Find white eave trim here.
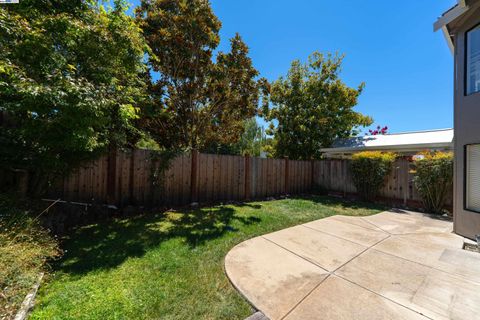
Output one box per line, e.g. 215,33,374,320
434,2,469,32
320,142,453,154
442,26,454,54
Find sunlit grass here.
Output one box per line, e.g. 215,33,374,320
31,195,384,320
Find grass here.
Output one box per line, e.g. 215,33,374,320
0,195,60,320
31,195,385,320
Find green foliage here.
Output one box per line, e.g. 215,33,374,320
136,135,161,151
413,152,453,214
203,117,268,156
0,1,147,194
264,52,373,160
350,151,396,201
235,118,268,156
0,194,60,319
136,1,267,151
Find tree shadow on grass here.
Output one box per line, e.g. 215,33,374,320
58,206,261,275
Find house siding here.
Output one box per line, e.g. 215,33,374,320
452,6,480,239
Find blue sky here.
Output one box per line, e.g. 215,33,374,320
126,0,456,134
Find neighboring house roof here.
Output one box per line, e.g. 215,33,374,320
434,0,478,52
320,128,453,154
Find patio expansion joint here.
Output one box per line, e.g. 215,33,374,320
300,224,387,247
359,216,392,235
331,215,392,235
327,234,437,320
265,230,395,320
259,236,333,320
278,273,332,320
331,234,392,274
332,273,434,320
367,240,480,286
260,236,330,273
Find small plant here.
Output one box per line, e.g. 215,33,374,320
350,151,396,201
413,151,453,214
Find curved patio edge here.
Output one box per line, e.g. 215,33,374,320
223,211,480,320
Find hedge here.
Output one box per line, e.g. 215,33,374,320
350,151,396,201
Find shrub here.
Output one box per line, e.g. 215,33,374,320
0,195,60,319
350,151,396,201
413,151,453,214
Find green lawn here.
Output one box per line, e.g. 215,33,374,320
31,196,384,320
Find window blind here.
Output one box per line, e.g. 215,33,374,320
466,144,480,212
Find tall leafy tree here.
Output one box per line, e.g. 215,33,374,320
264,52,373,160
235,117,268,157
136,0,265,151
0,0,147,194
204,117,268,156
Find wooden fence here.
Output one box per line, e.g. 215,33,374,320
47,150,313,207
44,151,452,208
313,159,453,207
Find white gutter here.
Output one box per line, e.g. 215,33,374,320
320,142,453,154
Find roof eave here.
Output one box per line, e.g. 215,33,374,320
434,1,470,32
442,25,455,54
320,142,453,154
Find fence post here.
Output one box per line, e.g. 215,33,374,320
190,149,199,203
311,159,315,190
284,156,289,195
128,149,135,205
244,154,251,200
106,146,117,205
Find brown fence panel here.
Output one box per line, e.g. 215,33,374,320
51,155,109,203
41,151,453,210
313,158,453,207
286,160,312,194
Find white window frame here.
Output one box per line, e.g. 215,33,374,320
466,24,480,96
465,144,480,213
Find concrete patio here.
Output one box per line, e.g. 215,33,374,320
225,210,480,320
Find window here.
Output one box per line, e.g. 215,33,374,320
466,25,480,95
466,144,480,212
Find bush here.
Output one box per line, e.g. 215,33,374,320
413,152,453,214
0,195,60,319
350,151,396,201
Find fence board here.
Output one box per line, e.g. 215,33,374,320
41,151,452,210
313,158,452,207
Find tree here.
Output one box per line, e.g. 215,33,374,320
263,52,373,160
136,0,265,151
0,0,147,194
204,117,268,156
234,117,268,157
